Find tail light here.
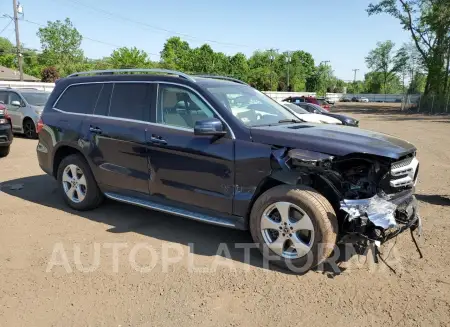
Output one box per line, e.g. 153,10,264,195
37,118,44,134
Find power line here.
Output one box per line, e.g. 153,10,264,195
60,0,251,48
21,19,160,57
0,18,13,35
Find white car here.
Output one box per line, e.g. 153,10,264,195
279,102,342,125
359,97,369,103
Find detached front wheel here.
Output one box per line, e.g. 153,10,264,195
250,185,338,272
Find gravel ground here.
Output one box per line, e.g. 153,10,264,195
1,109,450,327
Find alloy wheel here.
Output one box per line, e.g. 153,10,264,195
260,201,315,259
62,164,87,203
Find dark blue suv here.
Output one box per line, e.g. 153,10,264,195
37,69,421,271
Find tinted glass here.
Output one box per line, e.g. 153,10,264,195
158,85,215,129
0,91,7,104
21,92,50,106
9,92,21,104
282,103,309,114
93,83,113,116
56,84,102,114
109,83,152,121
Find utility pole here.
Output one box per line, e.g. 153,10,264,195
268,48,278,91
352,68,359,83
286,51,292,91
13,0,24,81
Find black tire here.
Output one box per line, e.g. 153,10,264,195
57,154,103,210
0,145,10,158
23,118,37,139
249,184,338,272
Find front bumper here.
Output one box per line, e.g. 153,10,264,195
341,190,420,243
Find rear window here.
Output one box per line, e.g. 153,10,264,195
55,84,102,114
109,83,152,121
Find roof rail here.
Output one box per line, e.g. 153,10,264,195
66,69,196,82
194,75,249,85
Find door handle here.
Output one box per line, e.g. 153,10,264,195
150,136,167,145
89,126,102,134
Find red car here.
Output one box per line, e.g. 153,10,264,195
282,96,331,111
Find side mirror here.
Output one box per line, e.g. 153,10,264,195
11,100,21,107
194,118,227,136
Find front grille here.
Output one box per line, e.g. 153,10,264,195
390,154,419,189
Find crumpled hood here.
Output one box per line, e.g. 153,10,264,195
250,124,416,159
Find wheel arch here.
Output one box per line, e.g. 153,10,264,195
246,171,342,221
52,144,90,178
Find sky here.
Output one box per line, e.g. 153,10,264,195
0,0,411,81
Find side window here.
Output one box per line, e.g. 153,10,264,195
93,83,113,116
109,83,152,121
8,92,22,105
55,84,102,114
157,85,215,129
0,91,7,104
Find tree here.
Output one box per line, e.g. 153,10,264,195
229,53,249,81
41,66,60,82
365,41,405,94
0,37,14,55
109,47,149,69
160,37,192,71
37,18,84,75
367,0,450,95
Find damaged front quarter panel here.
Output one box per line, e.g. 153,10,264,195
268,147,421,245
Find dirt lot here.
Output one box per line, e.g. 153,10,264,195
1,108,450,327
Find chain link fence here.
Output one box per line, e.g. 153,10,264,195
402,93,450,113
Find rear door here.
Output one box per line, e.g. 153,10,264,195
146,83,235,214
84,82,155,195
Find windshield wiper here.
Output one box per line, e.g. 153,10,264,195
278,119,304,124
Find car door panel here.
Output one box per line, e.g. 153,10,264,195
84,82,154,195
85,116,150,194
5,92,24,131
146,125,234,214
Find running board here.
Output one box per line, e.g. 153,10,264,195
104,192,246,230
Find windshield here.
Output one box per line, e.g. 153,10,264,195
281,102,309,114
308,103,327,113
207,84,298,126
21,92,50,106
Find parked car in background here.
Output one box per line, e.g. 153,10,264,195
282,96,330,111
0,88,50,139
316,98,332,110
37,69,420,272
0,103,13,157
340,97,352,102
297,103,359,126
359,97,369,103
279,102,341,125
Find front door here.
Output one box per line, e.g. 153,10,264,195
1,91,24,131
146,83,235,215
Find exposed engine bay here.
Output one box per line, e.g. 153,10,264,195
271,147,422,245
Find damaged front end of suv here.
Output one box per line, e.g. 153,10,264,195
270,147,422,247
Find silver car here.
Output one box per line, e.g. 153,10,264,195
0,88,50,139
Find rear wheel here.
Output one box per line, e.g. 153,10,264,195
250,185,338,272
57,154,103,210
23,118,37,139
0,146,10,158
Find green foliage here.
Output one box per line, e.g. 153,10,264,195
0,37,14,55
37,18,84,75
108,47,150,69
368,0,450,95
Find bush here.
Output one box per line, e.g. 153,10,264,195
41,66,60,82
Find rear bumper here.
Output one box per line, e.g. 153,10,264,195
37,139,53,176
0,123,13,146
